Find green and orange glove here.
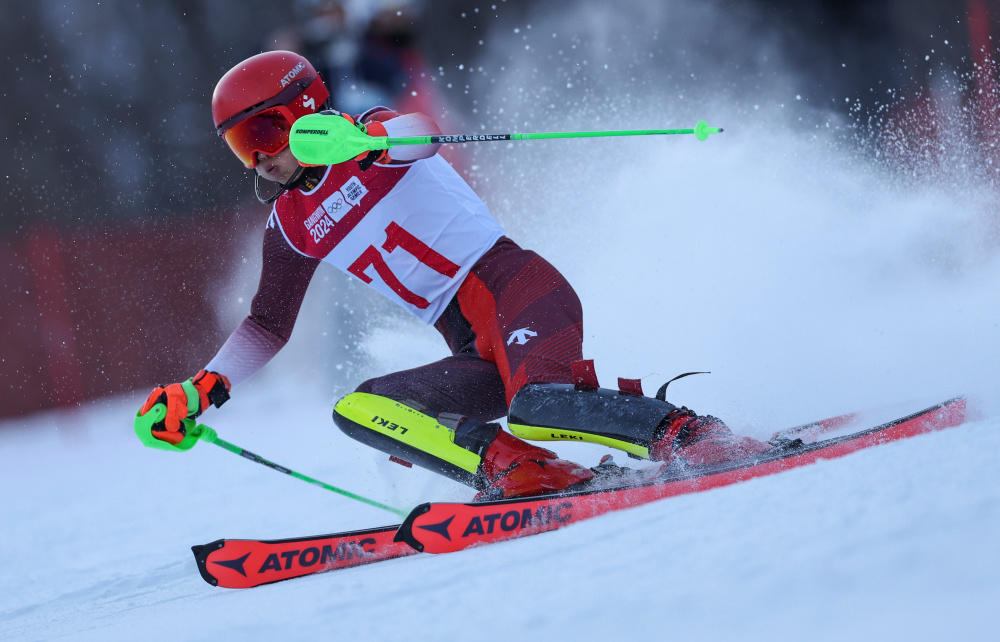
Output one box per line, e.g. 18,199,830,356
137,370,231,446
355,118,389,165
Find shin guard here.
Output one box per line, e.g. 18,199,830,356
508,383,680,460
333,392,490,488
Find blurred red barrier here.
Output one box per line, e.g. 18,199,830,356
968,0,1000,145
25,227,85,408
0,213,256,420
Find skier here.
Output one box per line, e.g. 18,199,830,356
137,50,775,500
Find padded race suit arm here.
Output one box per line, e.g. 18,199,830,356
204,221,320,388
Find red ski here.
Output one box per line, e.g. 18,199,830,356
769,409,860,443
192,396,965,587
191,525,415,589
394,396,966,554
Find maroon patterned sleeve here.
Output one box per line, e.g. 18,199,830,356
204,219,321,387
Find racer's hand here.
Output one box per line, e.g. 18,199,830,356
138,370,231,445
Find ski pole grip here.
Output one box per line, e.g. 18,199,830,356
289,112,388,166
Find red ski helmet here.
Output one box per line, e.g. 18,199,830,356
212,50,330,168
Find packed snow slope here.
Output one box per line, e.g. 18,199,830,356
4,1,1000,639
1,394,998,641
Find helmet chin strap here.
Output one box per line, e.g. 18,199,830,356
253,165,311,205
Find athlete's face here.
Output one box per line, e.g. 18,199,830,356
254,146,301,184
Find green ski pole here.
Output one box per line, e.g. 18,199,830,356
134,404,408,518
289,112,723,166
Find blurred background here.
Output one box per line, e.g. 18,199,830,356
2,0,999,421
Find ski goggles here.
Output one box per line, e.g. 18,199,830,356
221,107,296,169
216,78,318,169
